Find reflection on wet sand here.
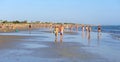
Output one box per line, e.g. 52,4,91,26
54,37,58,43
29,30,31,34
87,32,91,46
97,33,101,46
82,30,85,39
83,30,91,46
83,31,102,46
60,38,63,43
54,37,63,43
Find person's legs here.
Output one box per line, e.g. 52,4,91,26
60,32,63,42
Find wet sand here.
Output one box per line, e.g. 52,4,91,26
0,29,120,62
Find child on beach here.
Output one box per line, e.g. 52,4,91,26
54,25,59,38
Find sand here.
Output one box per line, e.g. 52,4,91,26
0,29,120,62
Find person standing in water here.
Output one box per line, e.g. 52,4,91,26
97,25,102,46
49,23,53,32
54,25,59,38
29,24,32,34
59,24,64,42
98,25,101,34
53,25,59,43
70,24,73,32
75,24,79,32
88,25,92,32
81,24,85,31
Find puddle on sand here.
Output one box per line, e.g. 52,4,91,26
23,43,48,48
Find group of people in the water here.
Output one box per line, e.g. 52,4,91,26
52,24,101,42
53,24,64,42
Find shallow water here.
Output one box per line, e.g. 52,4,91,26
23,43,48,48
0,28,120,62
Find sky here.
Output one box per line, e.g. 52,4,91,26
0,0,120,25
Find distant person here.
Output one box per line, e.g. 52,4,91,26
29,24,32,34
98,25,101,33
88,26,92,32
75,24,79,32
49,23,53,32
85,25,88,31
82,28,85,39
65,25,69,31
29,24,31,29
87,30,91,46
82,24,84,31
97,25,101,46
70,25,73,32
97,32,101,46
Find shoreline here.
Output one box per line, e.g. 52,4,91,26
0,23,95,33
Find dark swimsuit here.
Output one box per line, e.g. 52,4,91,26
29,25,31,28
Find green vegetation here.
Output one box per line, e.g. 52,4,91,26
0,20,27,24
0,20,78,25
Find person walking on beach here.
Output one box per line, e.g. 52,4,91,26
75,24,79,32
70,25,73,32
88,26,92,32
59,24,64,42
98,25,101,33
54,25,59,38
53,25,59,43
97,25,101,45
82,24,84,31
85,25,88,31
29,24,32,34
49,23,53,32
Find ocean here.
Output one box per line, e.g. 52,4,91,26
92,25,120,33
76,25,120,40
92,25,120,40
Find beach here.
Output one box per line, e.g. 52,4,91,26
0,27,120,62
0,0,119,61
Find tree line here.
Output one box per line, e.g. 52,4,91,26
0,20,27,23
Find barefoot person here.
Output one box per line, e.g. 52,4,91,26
54,25,59,38
97,25,102,41
81,24,84,31
29,24,32,34
49,23,53,32
75,24,79,32
70,24,73,32
98,25,101,33
59,24,64,42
